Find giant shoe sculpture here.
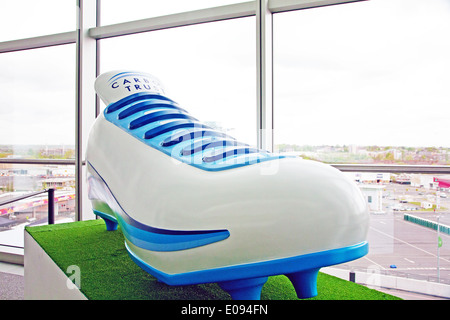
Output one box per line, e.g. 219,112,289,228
86,70,369,300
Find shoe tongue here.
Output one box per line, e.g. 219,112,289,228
95,70,166,105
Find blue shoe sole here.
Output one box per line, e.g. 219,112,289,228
124,236,368,300
94,205,368,300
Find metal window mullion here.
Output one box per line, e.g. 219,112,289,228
0,31,76,53
0,158,447,174
332,164,450,174
76,0,98,221
0,0,367,54
268,0,367,13
75,0,83,222
95,0,102,117
0,159,76,166
89,1,256,40
87,0,366,41
256,0,274,152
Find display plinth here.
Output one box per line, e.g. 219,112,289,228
23,219,400,300
23,219,235,300
24,231,87,300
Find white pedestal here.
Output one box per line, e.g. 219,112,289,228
24,231,87,300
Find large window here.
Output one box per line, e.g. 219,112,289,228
0,163,75,249
0,0,449,289
0,45,76,158
272,0,450,284
273,0,450,165
0,2,76,252
0,45,76,248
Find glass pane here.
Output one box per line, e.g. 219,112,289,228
0,0,75,42
273,0,450,165
339,173,450,284
273,0,450,289
101,0,248,26
0,164,75,248
99,17,256,146
0,44,76,160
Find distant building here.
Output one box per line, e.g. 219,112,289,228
0,192,75,217
345,172,390,184
359,185,384,213
421,202,433,209
393,174,411,185
410,175,436,189
434,176,450,190
42,178,75,190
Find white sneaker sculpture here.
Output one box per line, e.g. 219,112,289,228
86,70,369,300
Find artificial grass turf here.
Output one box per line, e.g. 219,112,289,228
25,220,401,300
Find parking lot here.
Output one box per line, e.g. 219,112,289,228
338,183,450,284
383,183,450,224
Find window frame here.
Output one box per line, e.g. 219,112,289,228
1,0,448,223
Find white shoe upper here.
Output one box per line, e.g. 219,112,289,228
87,70,369,274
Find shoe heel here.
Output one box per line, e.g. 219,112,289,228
286,268,320,299
94,209,118,231
218,277,268,300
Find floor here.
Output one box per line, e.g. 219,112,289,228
0,262,24,300
363,285,448,300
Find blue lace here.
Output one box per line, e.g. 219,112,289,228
104,92,284,171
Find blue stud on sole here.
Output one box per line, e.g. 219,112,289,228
94,210,118,231
218,277,268,300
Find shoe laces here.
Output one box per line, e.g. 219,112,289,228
104,92,284,171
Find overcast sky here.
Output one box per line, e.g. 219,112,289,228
1,0,450,149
